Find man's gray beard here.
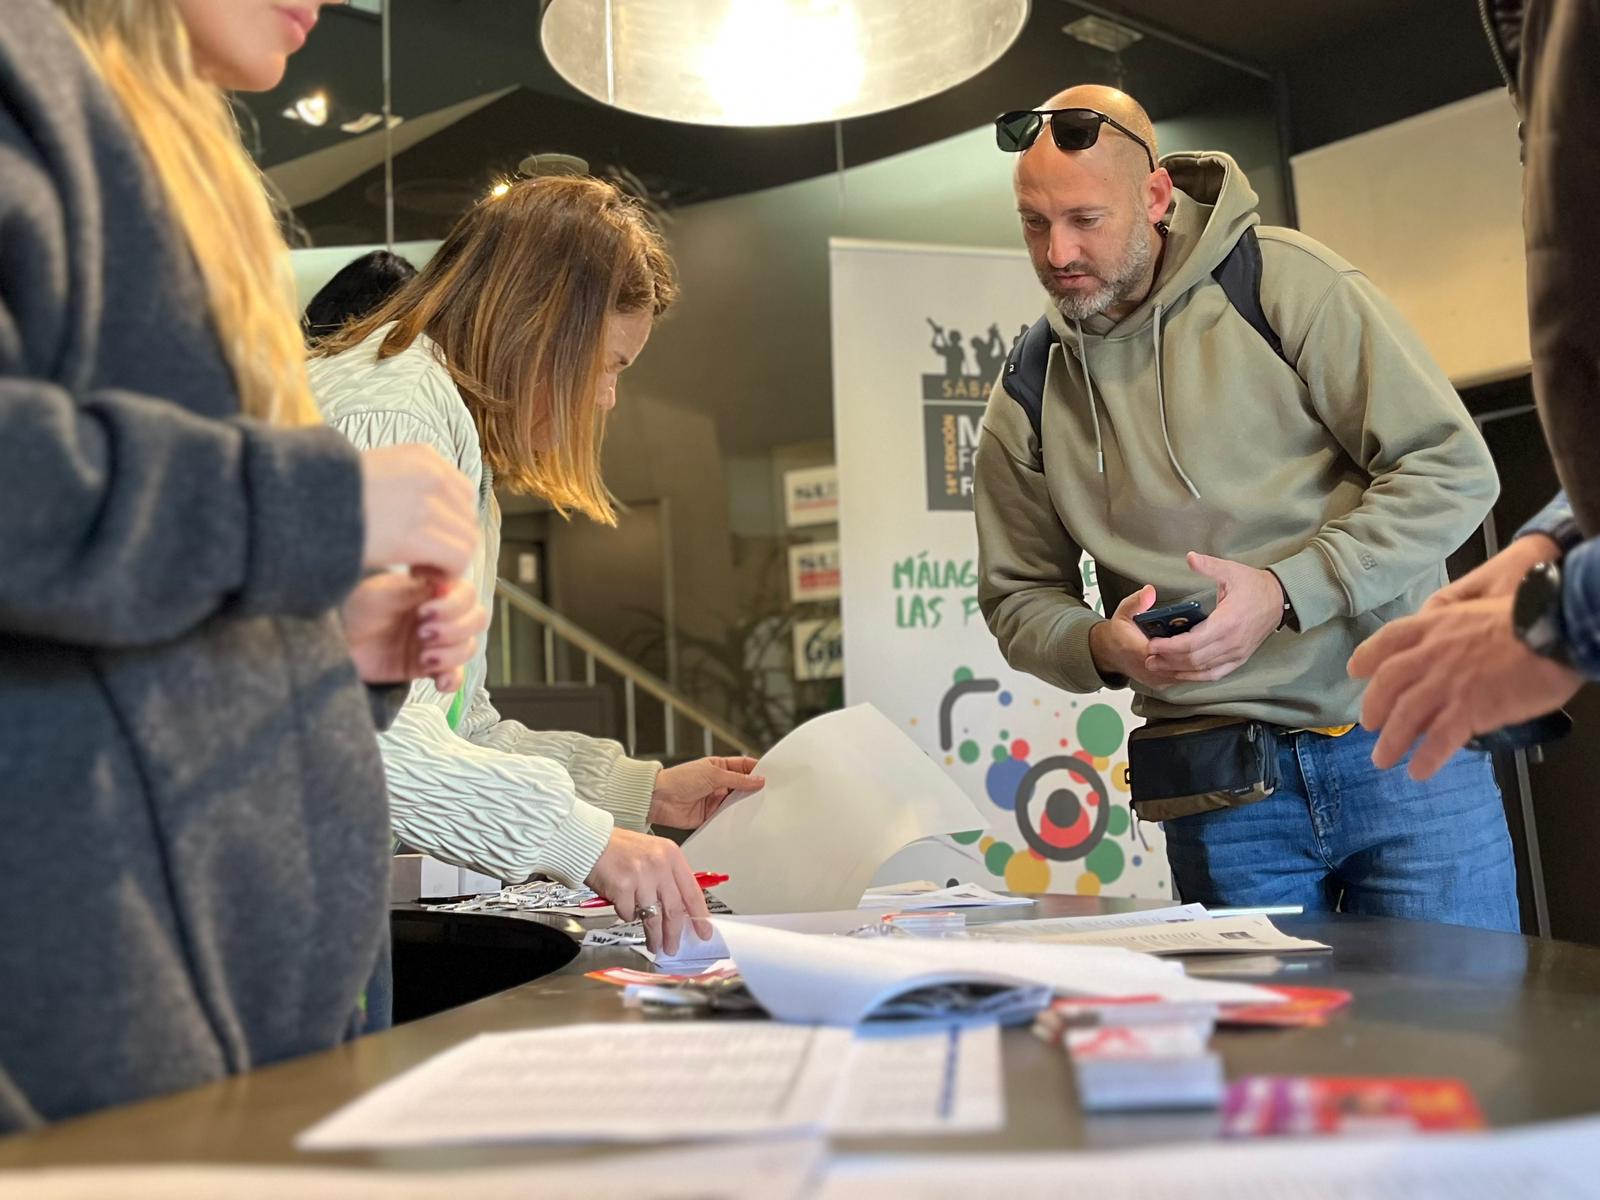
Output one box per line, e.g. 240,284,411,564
1048,224,1154,322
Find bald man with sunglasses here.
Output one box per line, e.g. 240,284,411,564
974,86,1516,930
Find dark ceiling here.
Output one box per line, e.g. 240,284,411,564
247,0,1501,246
1089,0,1414,63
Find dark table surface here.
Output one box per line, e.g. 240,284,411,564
3,895,1600,1169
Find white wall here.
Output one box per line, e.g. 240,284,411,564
1291,90,1528,386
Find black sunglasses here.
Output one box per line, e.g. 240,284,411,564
994,108,1157,174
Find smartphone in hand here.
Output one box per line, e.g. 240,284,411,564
1132,600,1209,639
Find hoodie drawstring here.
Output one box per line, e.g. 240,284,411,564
1071,320,1105,476
1151,303,1201,499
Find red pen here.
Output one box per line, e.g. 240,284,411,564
581,872,731,908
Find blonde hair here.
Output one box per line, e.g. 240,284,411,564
318,176,678,526
54,0,318,426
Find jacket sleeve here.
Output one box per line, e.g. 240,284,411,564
1267,270,1500,630
1517,489,1579,545
0,113,364,647
975,378,1116,693
326,401,614,885
457,687,660,833
1560,534,1600,678
1520,0,1600,537
375,694,614,886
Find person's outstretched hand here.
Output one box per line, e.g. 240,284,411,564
1349,595,1581,780
648,756,765,829
1423,534,1560,612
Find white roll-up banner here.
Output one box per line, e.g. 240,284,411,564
829,238,1169,900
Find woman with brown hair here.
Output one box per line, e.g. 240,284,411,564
313,176,762,957
0,0,485,1129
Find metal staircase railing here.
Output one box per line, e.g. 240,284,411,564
492,577,757,760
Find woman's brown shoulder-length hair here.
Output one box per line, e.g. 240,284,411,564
316,175,677,525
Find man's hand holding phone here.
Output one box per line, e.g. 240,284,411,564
1090,586,1191,689
1133,600,1208,639
1095,554,1286,688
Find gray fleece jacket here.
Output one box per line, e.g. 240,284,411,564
0,1,392,1130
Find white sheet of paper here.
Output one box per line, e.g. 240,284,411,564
973,904,1212,940
681,705,989,913
639,909,886,973
0,1140,825,1200
1009,914,1329,957
820,1115,1600,1199
858,882,1035,910
297,1024,852,1150
835,1025,1004,1135
713,918,1280,1024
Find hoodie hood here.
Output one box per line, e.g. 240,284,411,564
1039,151,1262,498
1044,150,1262,345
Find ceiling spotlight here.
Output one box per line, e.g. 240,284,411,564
539,0,1030,128
281,90,329,126
1061,14,1142,54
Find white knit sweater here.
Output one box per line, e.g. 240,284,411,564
311,325,659,885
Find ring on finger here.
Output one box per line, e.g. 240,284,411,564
639,903,661,920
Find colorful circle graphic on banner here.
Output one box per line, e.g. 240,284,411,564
1076,703,1124,756
1013,754,1110,862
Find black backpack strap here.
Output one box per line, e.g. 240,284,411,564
1211,226,1287,365
1000,315,1056,448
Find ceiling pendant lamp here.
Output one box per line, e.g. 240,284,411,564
539,0,1030,128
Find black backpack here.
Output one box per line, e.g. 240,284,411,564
1001,226,1288,446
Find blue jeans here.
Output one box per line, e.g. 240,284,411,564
1161,726,1520,932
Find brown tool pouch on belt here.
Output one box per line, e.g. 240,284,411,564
1126,715,1281,822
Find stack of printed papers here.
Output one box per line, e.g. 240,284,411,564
820,1114,1600,1198
974,912,1328,957
297,1023,1003,1151
0,1142,824,1200
712,918,1281,1025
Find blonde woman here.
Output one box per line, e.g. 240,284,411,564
0,0,487,1129
313,177,764,957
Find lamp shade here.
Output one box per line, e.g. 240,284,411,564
539,0,1030,128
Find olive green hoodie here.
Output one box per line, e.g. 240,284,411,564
975,151,1499,728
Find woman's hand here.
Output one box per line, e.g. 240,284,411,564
342,571,487,692
586,829,712,955
359,444,478,577
648,756,765,829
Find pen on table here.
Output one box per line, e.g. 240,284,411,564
581,872,730,908
1209,905,1306,918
